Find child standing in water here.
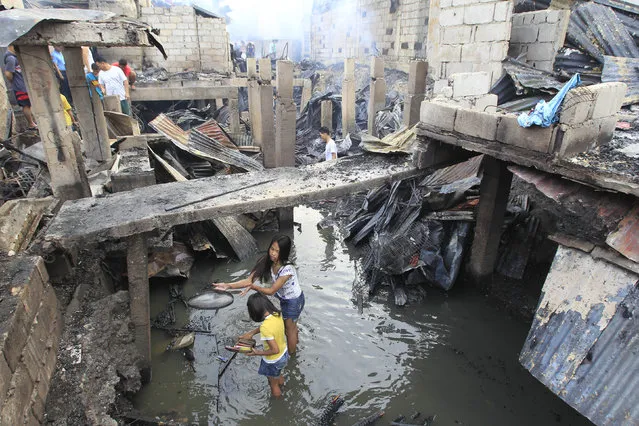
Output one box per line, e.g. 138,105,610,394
241,293,289,398
214,235,305,355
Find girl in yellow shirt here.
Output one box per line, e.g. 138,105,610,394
240,293,289,398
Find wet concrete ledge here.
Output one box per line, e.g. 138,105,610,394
45,155,424,246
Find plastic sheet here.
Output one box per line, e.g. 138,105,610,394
518,73,581,128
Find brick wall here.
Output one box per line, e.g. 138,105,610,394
0,256,62,425
427,0,513,85
310,0,430,71
509,10,570,72
102,6,232,74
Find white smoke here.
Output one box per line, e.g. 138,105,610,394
220,0,313,41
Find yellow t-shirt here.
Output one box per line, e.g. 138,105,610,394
60,95,73,127
259,313,287,362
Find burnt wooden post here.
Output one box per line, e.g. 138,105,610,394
65,46,111,162
17,45,91,200
468,156,513,282
127,233,151,369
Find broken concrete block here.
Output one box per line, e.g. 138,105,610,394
510,26,539,44
420,100,459,132
590,82,627,119
560,86,595,125
475,94,498,114
450,72,490,98
554,120,599,157
433,79,450,95
496,115,555,153
454,108,499,140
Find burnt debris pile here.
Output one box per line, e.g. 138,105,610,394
331,155,541,306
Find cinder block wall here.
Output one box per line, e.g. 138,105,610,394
310,0,430,71
0,256,62,425
102,6,232,74
427,0,513,86
509,10,570,72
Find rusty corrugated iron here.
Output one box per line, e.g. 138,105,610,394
520,246,639,426
606,203,639,263
189,129,263,172
195,120,238,150
150,114,263,172
602,55,639,105
419,154,484,189
149,114,188,146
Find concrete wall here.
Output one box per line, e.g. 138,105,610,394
102,6,232,73
310,0,430,70
0,256,62,425
509,9,570,72
89,0,137,18
427,0,513,85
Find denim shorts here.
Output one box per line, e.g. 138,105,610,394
258,351,289,377
278,292,305,321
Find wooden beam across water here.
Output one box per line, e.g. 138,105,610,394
45,155,424,246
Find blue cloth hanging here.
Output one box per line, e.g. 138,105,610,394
517,73,581,128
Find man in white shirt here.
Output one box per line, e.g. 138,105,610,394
95,56,130,115
320,127,337,161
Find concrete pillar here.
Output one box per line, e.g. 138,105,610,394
368,57,386,137
321,100,333,130
65,47,111,163
16,45,90,201
275,60,296,168
301,79,312,111
250,59,275,156
247,58,257,78
103,95,122,113
228,97,240,134
215,98,224,110
404,60,428,128
468,157,513,283
195,99,206,109
342,58,357,135
127,233,151,367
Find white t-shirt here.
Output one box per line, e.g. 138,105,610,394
325,139,337,161
270,264,302,300
98,66,127,100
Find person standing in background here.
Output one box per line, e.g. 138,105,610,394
4,45,36,130
95,57,130,115
86,63,103,99
113,58,137,90
50,45,73,104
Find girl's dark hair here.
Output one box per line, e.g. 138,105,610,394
250,235,292,283
247,293,280,322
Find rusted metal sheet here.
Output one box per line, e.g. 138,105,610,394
148,114,189,147
602,55,639,106
195,120,237,150
509,165,632,222
419,154,483,188
520,246,639,426
606,203,639,263
567,3,639,64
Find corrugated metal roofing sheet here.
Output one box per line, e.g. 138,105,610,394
606,203,639,263
567,3,639,64
420,154,483,188
189,129,263,172
520,246,639,426
149,114,263,172
602,55,639,106
195,120,237,150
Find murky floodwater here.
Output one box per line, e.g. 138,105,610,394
134,206,591,425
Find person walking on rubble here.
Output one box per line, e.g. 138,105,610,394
95,56,131,115
4,45,36,130
237,293,289,398
214,235,305,355
320,126,337,161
